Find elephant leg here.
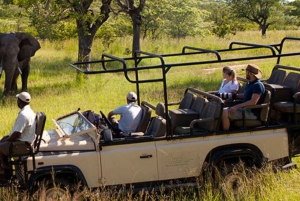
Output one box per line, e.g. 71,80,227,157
11,68,20,94
20,59,30,92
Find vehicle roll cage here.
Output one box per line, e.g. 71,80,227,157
70,36,300,135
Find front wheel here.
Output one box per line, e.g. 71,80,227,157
33,178,72,201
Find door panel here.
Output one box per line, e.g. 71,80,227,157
100,141,157,185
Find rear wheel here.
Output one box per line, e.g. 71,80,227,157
217,162,250,199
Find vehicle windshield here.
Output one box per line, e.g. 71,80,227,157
55,112,93,136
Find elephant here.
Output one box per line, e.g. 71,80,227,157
0,32,41,96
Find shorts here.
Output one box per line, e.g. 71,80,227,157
228,108,257,120
0,141,13,155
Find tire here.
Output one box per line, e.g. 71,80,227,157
42,178,73,201
218,162,249,199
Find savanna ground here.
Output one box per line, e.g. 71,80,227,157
1,30,300,200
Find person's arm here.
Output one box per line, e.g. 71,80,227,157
2,131,21,142
108,111,115,119
229,93,261,113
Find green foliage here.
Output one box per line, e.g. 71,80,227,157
163,0,211,39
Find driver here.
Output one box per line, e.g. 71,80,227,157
108,92,142,137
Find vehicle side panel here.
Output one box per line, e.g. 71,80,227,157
156,128,289,180
100,142,157,186
27,151,100,188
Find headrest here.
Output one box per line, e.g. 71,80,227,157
155,103,165,117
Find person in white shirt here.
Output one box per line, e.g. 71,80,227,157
0,92,36,175
108,92,142,137
218,66,239,94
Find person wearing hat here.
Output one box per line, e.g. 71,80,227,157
0,92,36,176
222,64,265,130
108,92,142,137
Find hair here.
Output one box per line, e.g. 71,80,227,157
223,66,237,83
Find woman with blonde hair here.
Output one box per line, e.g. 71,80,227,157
218,66,239,94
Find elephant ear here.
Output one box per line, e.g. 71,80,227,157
16,32,41,62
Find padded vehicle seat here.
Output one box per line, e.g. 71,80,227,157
8,112,46,171
168,92,196,109
263,68,286,85
170,97,208,132
145,103,166,137
174,100,222,135
232,90,271,128
136,105,152,133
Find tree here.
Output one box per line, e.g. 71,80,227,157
115,0,146,56
17,0,112,71
163,0,210,39
227,0,283,36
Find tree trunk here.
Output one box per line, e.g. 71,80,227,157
131,12,142,57
76,20,96,79
260,25,267,37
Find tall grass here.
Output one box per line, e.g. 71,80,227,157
0,30,300,199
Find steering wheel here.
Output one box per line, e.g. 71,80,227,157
100,111,119,134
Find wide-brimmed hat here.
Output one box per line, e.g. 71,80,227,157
126,92,137,101
16,92,31,103
246,64,262,79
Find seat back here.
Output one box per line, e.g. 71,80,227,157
135,105,152,133
198,101,222,131
265,69,287,85
33,112,47,154
190,97,208,114
259,90,271,122
179,92,196,109
282,72,300,94
145,103,166,137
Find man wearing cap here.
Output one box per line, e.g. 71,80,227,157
0,92,36,175
222,64,265,130
108,92,142,137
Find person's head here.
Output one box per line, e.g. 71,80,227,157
245,64,262,81
222,66,236,82
126,92,137,103
16,91,31,109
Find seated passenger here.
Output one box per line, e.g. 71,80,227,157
221,64,265,130
0,92,36,177
108,92,142,137
217,66,239,99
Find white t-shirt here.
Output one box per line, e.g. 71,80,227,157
9,105,36,143
218,79,239,93
113,102,142,133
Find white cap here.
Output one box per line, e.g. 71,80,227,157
126,92,137,101
16,92,31,103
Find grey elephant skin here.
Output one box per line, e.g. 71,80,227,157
0,32,41,96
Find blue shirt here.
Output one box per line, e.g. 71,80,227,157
243,79,265,116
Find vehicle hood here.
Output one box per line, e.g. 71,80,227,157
39,129,96,151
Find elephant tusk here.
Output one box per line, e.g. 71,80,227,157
18,67,22,74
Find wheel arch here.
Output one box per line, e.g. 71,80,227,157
28,165,88,192
204,143,266,169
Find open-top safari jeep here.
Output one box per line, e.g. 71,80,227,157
1,37,300,199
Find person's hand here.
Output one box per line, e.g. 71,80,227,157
229,106,237,115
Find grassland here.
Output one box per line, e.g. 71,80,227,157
0,30,300,200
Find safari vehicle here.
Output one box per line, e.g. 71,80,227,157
1,37,300,198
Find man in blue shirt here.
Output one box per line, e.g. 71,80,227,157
222,64,265,130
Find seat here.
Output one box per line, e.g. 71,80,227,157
8,112,47,170
170,97,208,132
145,103,166,137
174,100,222,135
273,85,300,123
168,92,196,109
263,69,286,85
232,90,271,128
135,105,152,133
